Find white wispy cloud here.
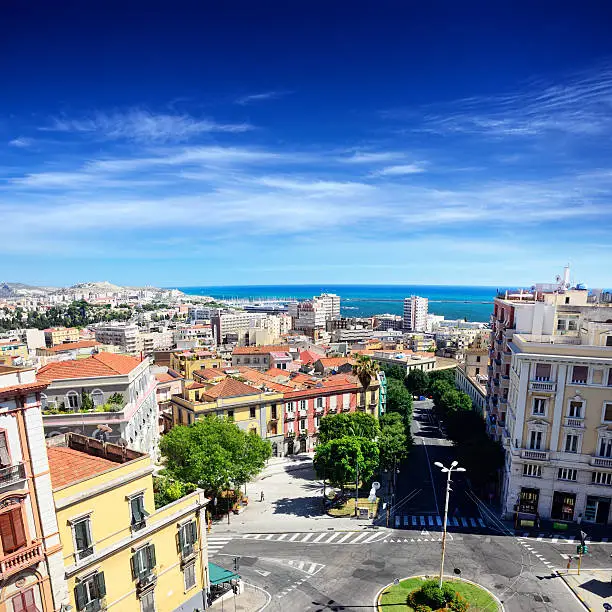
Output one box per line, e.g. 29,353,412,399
235,91,289,105
41,109,253,142
371,163,427,176
337,151,406,164
8,137,33,148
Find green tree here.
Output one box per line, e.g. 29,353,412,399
405,369,429,397
160,417,271,494
313,436,379,493
438,389,472,415
428,368,457,389
386,378,413,427
378,412,410,468
379,363,407,382
81,391,94,411
153,475,196,509
318,412,379,444
430,379,453,406
352,354,380,390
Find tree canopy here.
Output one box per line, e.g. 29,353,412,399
386,378,413,426
159,417,271,493
405,369,429,397
318,412,380,444
352,354,380,389
378,412,411,468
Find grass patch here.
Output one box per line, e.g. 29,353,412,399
327,496,378,517
378,577,499,611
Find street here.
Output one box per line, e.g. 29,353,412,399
206,400,597,611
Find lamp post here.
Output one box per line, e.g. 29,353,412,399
434,460,466,588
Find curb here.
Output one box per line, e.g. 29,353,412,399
374,574,504,611
555,571,592,612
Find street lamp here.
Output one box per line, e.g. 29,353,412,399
434,460,466,588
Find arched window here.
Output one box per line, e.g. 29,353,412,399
66,391,80,410
91,389,104,407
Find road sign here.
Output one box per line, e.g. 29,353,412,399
372,482,381,490
603,604,611,611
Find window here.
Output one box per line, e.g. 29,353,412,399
568,319,577,331
249,406,256,419
329,396,337,410
533,398,546,415
0,431,10,467
66,391,80,410
608,370,612,387
475,368,480,375
178,521,197,558
299,400,307,411
558,468,577,481
565,297,570,305
476,356,481,363
91,390,104,407
129,495,148,531
572,366,588,384
607,336,612,347
0,506,27,553
359,392,366,406
529,431,543,450
227,410,234,420
535,363,551,381
74,572,106,612
568,401,583,419
287,421,294,434
140,590,155,612
11,588,37,612
73,517,94,561
565,434,579,453
184,563,196,591
300,419,306,431
604,403,612,423
600,438,612,458
316,397,323,409
557,319,566,331
592,472,612,486
131,543,156,581
314,416,321,429
523,464,541,478
286,401,294,413
271,405,277,419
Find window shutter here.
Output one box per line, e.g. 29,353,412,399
23,589,35,607
147,544,156,569
189,520,198,544
0,511,16,552
95,572,106,598
131,552,140,580
75,583,87,611
11,508,26,549
0,432,10,467
177,526,185,553
12,593,25,612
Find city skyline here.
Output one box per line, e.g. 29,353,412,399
2,3,612,286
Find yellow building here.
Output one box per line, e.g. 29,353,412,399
0,339,28,365
170,377,283,447
169,350,224,380
47,433,210,612
44,327,80,347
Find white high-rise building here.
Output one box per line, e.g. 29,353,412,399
403,296,428,332
315,293,341,321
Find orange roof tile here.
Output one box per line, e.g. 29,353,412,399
0,381,47,398
299,350,322,364
193,368,226,381
37,353,142,383
317,357,355,368
186,381,206,390
45,340,101,353
202,378,261,400
233,345,290,355
47,446,120,488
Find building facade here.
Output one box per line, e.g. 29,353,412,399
44,328,80,348
0,366,69,612
47,433,209,612
231,346,291,372
403,296,428,332
94,323,140,354
37,353,160,457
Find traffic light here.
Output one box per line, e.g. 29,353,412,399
576,544,581,555
583,544,589,554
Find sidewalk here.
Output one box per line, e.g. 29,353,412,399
210,582,269,611
558,569,612,611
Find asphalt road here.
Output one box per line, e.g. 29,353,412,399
209,400,588,611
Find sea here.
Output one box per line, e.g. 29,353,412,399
177,285,502,323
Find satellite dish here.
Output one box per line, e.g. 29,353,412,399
372,481,381,490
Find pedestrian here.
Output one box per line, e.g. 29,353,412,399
260,490,265,502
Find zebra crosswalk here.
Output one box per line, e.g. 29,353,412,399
241,530,388,545
394,515,487,530
207,536,232,556
520,532,611,545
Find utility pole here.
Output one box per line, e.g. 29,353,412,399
354,456,360,517
434,461,466,588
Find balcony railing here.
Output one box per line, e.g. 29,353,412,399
285,412,295,421
315,406,324,413
591,456,612,468
0,541,43,578
299,410,307,417
520,449,549,461
0,463,26,488
565,417,584,428
529,381,556,392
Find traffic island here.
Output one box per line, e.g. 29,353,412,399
377,575,503,611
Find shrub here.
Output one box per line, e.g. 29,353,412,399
414,605,433,612
449,593,469,612
420,580,447,609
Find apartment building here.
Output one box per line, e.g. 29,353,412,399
455,334,489,416
36,340,102,365
288,301,327,339
94,323,140,354
488,281,612,525
44,327,80,347
210,312,267,345
0,366,69,611
173,325,214,350
169,350,224,380
170,377,284,454
47,433,210,612
37,353,160,456
403,296,428,332
374,314,404,331
231,346,292,372
364,350,437,374
0,340,28,366
314,293,341,321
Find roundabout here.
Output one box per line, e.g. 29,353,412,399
377,575,503,612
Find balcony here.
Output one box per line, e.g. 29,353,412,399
299,429,308,437
315,406,324,413
0,541,43,579
0,463,26,488
286,431,295,439
342,405,351,412
520,449,549,461
299,410,307,418
591,456,612,468
529,380,556,393
565,417,584,428
284,412,295,421
327,406,337,413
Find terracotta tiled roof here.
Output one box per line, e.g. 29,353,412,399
234,367,293,393
186,382,206,390
37,353,142,383
45,340,101,353
47,446,120,488
233,345,290,355
202,378,261,400
155,372,174,383
193,368,226,381
0,381,47,398
316,357,355,368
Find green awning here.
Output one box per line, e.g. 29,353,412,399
209,562,240,585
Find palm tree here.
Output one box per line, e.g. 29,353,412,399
352,354,380,390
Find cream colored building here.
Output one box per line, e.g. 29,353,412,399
492,283,612,524
455,332,489,416
44,327,80,347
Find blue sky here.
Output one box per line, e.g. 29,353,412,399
2,2,612,288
